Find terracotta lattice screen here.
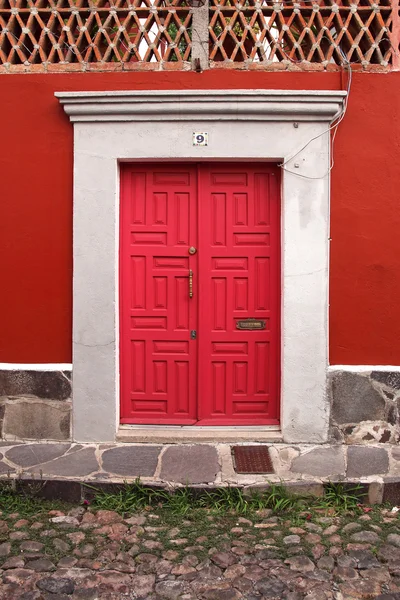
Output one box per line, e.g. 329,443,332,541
0,0,398,72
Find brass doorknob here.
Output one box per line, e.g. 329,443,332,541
189,246,197,255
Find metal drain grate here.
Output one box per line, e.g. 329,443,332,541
232,445,274,474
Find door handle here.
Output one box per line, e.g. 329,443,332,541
189,269,193,299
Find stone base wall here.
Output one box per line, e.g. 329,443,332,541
329,369,400,445
2,366,400,447
0,370,72,441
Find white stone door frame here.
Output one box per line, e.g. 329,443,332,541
56,89,346,444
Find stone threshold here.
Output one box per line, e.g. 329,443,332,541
116,425,283,444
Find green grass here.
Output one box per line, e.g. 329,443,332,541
83,479,170,513
0,485,70,518
198,487,256,514
88,481,303,516
0,478,368,523
86,479,367,517
314,482,365,512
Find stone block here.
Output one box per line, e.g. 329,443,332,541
329,426,344,444
36,447,99,477
368,481,384,504
2,399,71,441
101,446,161,477
330,372,385,425
285,482,325,497
160,445,219,484
0,370,71,400
347,446,389,477
0,459,14,475
371,371,400,391
343,422,397,445
6,443,70,467
382,478,400,505
291,447,345,477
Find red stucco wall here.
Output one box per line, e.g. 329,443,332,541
1,70,399,365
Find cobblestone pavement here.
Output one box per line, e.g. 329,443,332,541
1,504,400,600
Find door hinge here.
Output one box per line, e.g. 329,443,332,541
190,330,197,340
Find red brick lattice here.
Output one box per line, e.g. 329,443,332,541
209,0,395,69
0,0,398,72
0,0,193,70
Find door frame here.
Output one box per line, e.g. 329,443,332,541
56,89,346,444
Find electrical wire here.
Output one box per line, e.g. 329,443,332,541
278,50,352,180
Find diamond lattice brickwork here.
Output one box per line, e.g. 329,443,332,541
0,0,397,72
0,0,193,71
209,0,394,69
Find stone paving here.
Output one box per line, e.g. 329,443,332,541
0,443,221,484
1,442,400,496
1,502,400,599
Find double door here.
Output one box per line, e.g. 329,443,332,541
120,163,280,425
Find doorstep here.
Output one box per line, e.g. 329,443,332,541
116,425,283,444
0,441,398,505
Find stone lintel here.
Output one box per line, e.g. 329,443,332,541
55,89,347,122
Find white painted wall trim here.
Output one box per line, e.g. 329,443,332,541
56,88,346,444
0,364,72,371
329,365,400,372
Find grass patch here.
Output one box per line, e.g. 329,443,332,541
198,487,257,514
314,483,364,513
87,479,366,517
87,480,307,516
0,478,368,522
0,483,71,518
84,479,170,513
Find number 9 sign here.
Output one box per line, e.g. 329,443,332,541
193,132,208,147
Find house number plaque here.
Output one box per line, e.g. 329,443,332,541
236,318,266,331
193,132,208,146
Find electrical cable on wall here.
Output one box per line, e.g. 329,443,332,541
278,50,352,180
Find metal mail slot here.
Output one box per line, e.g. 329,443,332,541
236,318,266,331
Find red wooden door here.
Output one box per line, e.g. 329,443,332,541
197,165,280,425
120,165,198,424
120,163,280,425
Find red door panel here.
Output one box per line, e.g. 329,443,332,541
120,163,280,426
120,165,198,424
197,164,280,425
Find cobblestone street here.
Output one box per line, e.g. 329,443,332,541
1,500,400,599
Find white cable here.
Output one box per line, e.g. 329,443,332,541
279,54,352,180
